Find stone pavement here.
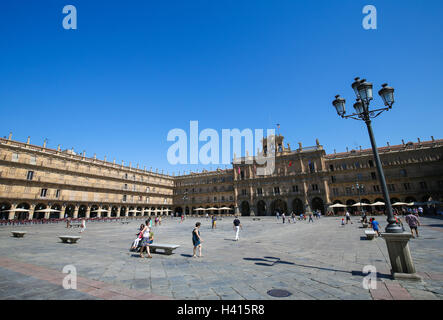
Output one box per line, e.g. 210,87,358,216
0,215,442,300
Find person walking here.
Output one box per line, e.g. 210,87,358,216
66,216,71,228
79,218,86,233
146,218,152,229
233,217,242,241
291,212,296,223
211,215,217,229
405,212,420,238
308,213,314,223
371,218,381,236
345,211,353,224
282,213,285,224
158,216,162,226
192,222,202,257
276,211,280,220
139,224,153,258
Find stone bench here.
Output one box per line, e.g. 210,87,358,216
70,223,82,228
252,218,261,221
59,236,81,243
149,243,180,255
11,231,27,238
365,230,377,240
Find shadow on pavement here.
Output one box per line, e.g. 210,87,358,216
244,257,393,280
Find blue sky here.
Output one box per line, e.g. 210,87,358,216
1,0,442,175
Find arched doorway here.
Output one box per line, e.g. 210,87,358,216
346,199,356,214
240,201,250,216
78,205,87,218
270,199,287,215
292,198,304,214
331,200,345,215
361,199,371,213
34,203,47,219
110,206,118,217
136,207,143,217
0,202,11,220
128,206,135,217
120,206,127,217
90,205,99,218
64,204,75,218
101,206,109,217
16,203,31,220
390,198,400,204
311,197,324,214
256,200,267,216
50,204,62,219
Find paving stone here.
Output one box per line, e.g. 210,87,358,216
1,216,442,300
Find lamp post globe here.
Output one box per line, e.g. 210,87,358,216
332,95,346,117
353,99,365,115
357,80,373,104
378,83,395,108
351,77,362,98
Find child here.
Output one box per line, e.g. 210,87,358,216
341,218,345,226
371,218,381,236
131,224,145,250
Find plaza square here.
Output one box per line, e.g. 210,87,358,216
0,215,442,300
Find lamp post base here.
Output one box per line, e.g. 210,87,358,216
380,232,421,281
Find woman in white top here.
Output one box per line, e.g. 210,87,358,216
80,219,86,233
139,225,152,258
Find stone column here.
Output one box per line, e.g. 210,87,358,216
8,203,17,220
59,205,66,219
28,204,36,220
85,206,91,218
299,157,305,173
96,207,101,218
73,206,79,219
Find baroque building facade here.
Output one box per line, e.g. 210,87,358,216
1,134,442,220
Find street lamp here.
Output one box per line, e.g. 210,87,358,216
351,182,364,213
183,191,188,217
332,77,420,280
332,77,401,233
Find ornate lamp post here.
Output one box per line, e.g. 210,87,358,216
351,182,365,213
332,78,420,280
